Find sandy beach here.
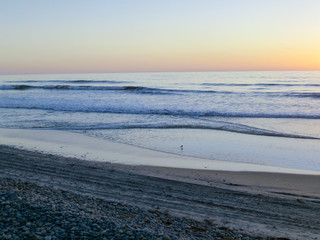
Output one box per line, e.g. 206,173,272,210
1,141,320,239
2,1,320,239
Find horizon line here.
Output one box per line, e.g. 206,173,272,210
1,69,320,76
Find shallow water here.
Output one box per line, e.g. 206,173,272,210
83,129,320,171
1,71,319,171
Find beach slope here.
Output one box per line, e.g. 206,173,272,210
1,145,320,239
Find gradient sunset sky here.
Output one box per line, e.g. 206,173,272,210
1,0,319,74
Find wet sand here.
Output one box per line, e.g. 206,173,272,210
1,145,320,239
1,128,319,175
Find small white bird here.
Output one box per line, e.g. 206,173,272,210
180,145,183,150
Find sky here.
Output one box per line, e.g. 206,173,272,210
1,0,320,74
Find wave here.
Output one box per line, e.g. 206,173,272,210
0,84,223,95
287,92,320,99
0,85,33,90
4,80,127,84
2,84,320,98
2,105,320,119
0,84,156,92
5,80,320,88
38,122,319,140
201,83,320,87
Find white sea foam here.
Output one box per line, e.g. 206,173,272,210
0,71,320,172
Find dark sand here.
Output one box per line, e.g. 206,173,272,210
1,145,320,239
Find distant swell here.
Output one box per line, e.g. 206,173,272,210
201,83,320,87
0,84,157,92
2,84,320,98
288,92,320,99
4,80,127,84
0,84,219,95
6,80,320,87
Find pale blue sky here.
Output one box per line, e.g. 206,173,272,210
1,0,319,74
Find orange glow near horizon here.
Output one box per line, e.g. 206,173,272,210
2,40,319,74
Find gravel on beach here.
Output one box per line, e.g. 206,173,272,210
0,178,266,240
2,145,319,240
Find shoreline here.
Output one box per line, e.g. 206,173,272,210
1,128,319,175
1,145,320,239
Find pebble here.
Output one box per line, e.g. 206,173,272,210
4,234,12,240
0,178,262,240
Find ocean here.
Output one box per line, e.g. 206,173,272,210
1,71,320,171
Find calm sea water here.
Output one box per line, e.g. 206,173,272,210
1,71,320,171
